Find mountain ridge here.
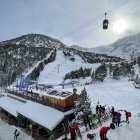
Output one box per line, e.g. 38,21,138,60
91,33,140,59
1,32,140,60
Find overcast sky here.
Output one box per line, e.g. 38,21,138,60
0,0,140,48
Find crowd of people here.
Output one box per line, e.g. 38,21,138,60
99,107,132,140
60,105,132,140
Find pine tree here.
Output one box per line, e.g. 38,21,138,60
137,57,140,67
113,64,120,80
91,70,95,82
74,87,92,121
80,87,91,114
95,63,107,81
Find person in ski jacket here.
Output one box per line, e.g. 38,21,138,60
96,105,99,114
100,126,110,140
14,129,20,140
111,106,114,116
50,132,56,140
82,115,88,131
86,114,92,129
77,125,82,140
112,111,117,123
70,123,77,140
124,110,131,123
116,112,121,127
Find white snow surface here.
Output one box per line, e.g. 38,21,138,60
0,119,33,140
0,96,25,117
58,78,140,140
0,77,140,139
91,33,140,59
38,50,100,85
0,95,65,131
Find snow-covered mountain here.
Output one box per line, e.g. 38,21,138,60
0,33,123,85
0,33,65,49
91,33,140,59
2,32,140,60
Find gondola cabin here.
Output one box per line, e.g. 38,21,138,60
103,13,109,29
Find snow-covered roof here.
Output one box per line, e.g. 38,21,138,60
17,101,64,130
28,88,74,100
0,96,25,117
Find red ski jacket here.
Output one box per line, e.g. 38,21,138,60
70,124,77,133
100,126,110,135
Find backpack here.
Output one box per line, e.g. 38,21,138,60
110,123,115,129
127,112,132,117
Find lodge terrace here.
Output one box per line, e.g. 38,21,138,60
0,89,80,139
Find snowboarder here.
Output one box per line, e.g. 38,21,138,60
99,126,110,140
14,129,20,140
116,112,121,127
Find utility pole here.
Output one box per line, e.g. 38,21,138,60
0,71,2,92
57,64,60,73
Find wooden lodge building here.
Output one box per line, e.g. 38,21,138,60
42,88,80,111
0,88,80,139
7,87,80,112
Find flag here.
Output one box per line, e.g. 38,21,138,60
19,75,25,91
25,75,31,92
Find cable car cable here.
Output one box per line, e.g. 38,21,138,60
58,0,132,40
67,1,138,45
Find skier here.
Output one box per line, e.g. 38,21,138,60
112,111,117,124
62,123,68,140
88,114,99,129
111,106,114,116
86,114,92,129
14,129,20,140
124,110,131,123
99,126,110,140
96,104,99,114
82,115,88,131
70,122,77,140
50,132,56,140
102,106,105,114
77,125,82,140
116,112,121,127
99,105,102,114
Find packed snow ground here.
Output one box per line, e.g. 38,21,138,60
0,119,33,140
2,74,140,139
58,78,140,140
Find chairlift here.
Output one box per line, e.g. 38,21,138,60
103,13,109,29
